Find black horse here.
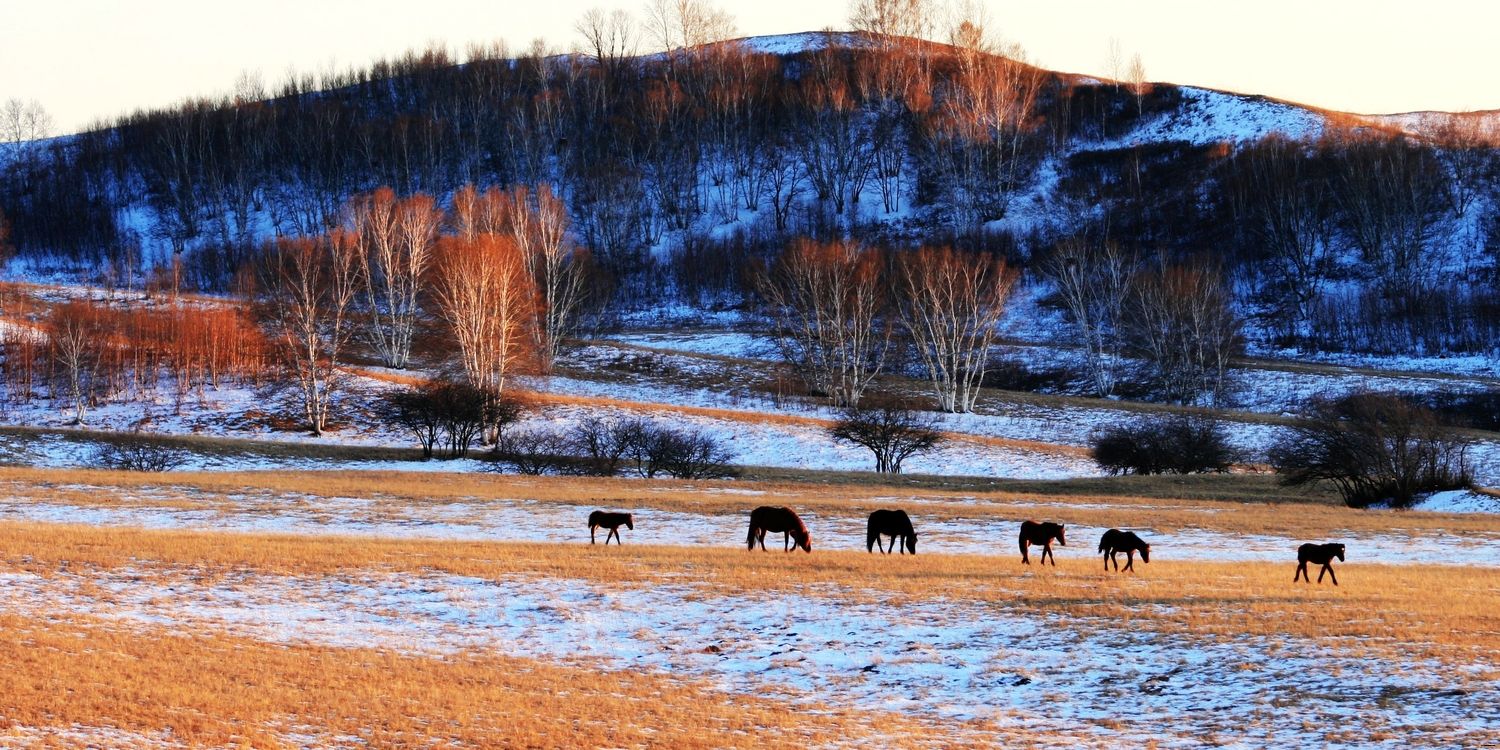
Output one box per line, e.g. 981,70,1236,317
866,509,917,555
1098,528,1150,572
747,506,812,553
1294,542,1345,586
1019,521,1066,565
588,510,633,545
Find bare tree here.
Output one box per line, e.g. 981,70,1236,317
1226,135,1336,336
849,0,934,41
576,8,640,85
1431,114,1499,219
643,0,736,78
829,398,944,473
430,234,537,395
753,239,890,407
1042,237,1135,397
1270,393,1471,508
502,184,593,366
254,234,360,436
0,98,54,169
48,302,110,425
1124,260,1242,405
893,246,1018,412
345,188,441,369
925,14,1044,230
1126,53,1147,115
1330,131,1450,299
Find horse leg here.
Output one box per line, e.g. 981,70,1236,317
1326,564,1338,586
756,528,766,551
1294,561,1306,582
590,525,597,545
1020,540,1030,565
609,527,621,545
1125,550,1135,572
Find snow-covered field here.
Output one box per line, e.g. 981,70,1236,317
0,565,1490,748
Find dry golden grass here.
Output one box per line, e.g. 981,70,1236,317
2,466,1495,539
0,611,968,749
2,521,1495,670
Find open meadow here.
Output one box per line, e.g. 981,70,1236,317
0,467,1496,748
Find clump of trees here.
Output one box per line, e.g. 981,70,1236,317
1043,239,1242,405
248,183,594,435
1091,415,1237,475
1269,393,1472,508
494,415,735,478
381,378,527,459
0,299,267,425
754,239,1018,413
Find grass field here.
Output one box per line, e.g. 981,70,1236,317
0,468,1496,747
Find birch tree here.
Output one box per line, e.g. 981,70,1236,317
254,234,360,435
1043,237,1135,398
430,233,537,395
345,187,441,368
893,246,1017,412
753,239,890,407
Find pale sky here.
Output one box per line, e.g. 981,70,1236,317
3,0,1497,135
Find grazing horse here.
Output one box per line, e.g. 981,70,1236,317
1019,521,1066,566
588,510,633,545
866,509,917,555
747,506,812,553
1098,528,1151,572
1294,542,1345,586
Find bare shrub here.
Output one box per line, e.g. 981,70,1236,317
496,428,573,475
379,379,511,459
569,416,736,478
1091,416,1237,475
1269,393,1472,508
93,441,186,472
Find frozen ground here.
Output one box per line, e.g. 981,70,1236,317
2,488,1496,567
0,566,1490,748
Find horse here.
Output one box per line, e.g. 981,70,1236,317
588,510,633,545
866,509,917,555
1098,528,1150,572
747,506,812,553
1019,521,1066,566
1294,542,1345,586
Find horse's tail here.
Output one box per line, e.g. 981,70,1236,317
866,525,876,552
747,520,758,550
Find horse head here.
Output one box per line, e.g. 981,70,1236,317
1333,543,1345,562
625,513,635,530
1055,525,1066,546
797,529,812,553
906,532,918,555
1139,543,1150,563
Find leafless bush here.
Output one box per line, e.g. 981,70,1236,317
495,428,573,475
1269,393,1472,508
1091,416,1237,475
93,441,186,472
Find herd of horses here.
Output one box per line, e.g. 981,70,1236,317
588,505,1348,585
